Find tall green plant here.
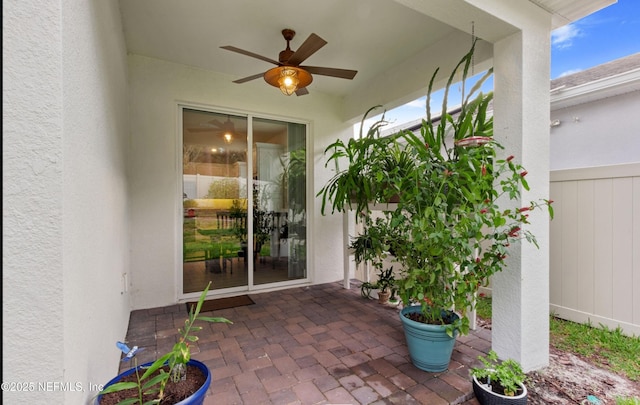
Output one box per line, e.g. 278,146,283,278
318,39,553,336
318,105,397,219
393,41,552,334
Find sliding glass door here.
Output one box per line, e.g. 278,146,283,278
181,107,307,294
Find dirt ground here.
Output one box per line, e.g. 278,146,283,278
476,318,640,404
526,346,640,405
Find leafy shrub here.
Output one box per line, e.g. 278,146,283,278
471,350,526,396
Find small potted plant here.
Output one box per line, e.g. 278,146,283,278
95,282,232,404
375,267,396,304
387,288,400,307
471,350,528,404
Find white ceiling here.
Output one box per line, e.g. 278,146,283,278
118,0,457,98
118,0,615,100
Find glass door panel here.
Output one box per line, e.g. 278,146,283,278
182,109,248,293
252,118,307,284
181,108,307,294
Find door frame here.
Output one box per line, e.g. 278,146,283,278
176,102,313,301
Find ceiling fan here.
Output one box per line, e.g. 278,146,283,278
221,29,357,96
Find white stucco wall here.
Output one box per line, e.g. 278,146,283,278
127,55,352,310
3,1,131,404
61,1,133,402
3,0,65,402
551,89,640,170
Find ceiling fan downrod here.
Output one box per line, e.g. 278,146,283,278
279,29,296,64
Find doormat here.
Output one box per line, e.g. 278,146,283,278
186,295,254,313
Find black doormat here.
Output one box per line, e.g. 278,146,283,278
186,295,254,313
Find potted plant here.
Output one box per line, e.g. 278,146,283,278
319,104,404,218
387,288,400,307
375,267,396,304
359,281,376,299
471,350,528,404
95,282,232,404
318,40,554,372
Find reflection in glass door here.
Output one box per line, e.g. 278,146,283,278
252,118,307,285
181,108,306,294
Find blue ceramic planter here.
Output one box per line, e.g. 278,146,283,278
96,359,211,405
399,305,459,372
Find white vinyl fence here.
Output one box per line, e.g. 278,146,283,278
550,163,640,337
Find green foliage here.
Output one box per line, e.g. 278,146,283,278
475,295,492,320
318,39,553,336
551,317,640,381
616,397,640,405
349,214,400,271
279,148,307,216
229,187,273,252
206,178,240,199
360,282,376,299
376,267,395,293
97,282,232,404
471,350,526,397
318,105,396,218
183,199,198,208
183,218,197,243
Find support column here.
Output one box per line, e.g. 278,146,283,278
492,25,552,371
343,210,351,288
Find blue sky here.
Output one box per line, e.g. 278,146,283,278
358,0,640,135
551,0,640,79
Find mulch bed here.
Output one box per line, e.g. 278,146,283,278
477,316,640,404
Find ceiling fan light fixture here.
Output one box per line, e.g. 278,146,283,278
264,66,312,96
223,132,233,144
279,67,299,95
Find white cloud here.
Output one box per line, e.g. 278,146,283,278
405,98,425,109
558,68,583,77
551,23,581,49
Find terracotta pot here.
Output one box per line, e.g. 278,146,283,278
378,290,390,304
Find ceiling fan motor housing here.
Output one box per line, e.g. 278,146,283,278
279,49,294,64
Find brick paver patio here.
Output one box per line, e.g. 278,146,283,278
120,280,490,404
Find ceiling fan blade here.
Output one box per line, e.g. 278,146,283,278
302,66,358,80
233,72,265,84
187,127,222,133
295,87,309,96
220,46,279,65
286,33,327,66
206,119,224,127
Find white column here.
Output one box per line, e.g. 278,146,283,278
492,25,552,371
343,210,350,288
